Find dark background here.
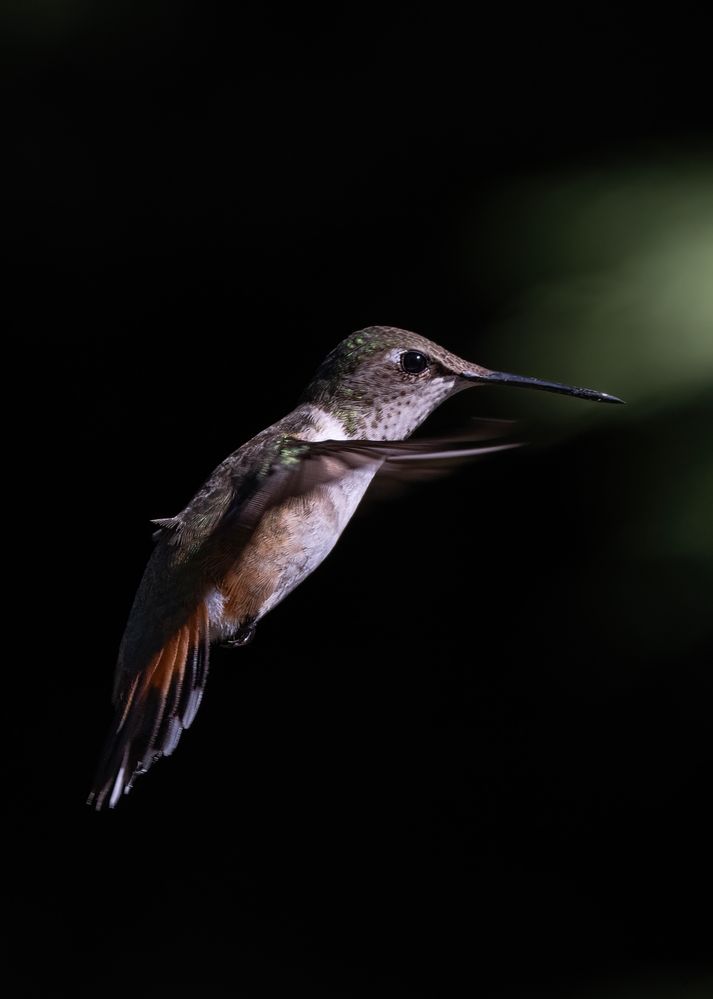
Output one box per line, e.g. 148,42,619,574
5,5,712,997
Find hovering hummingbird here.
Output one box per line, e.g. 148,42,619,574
88,326,622,809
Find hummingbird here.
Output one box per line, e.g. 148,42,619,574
88,326,622,809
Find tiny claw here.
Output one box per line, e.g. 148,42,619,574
221,620,256,648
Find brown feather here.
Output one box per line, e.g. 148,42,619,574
87,606,210,810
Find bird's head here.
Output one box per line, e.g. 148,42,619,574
302,326,622,438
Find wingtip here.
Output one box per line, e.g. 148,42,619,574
86,788,110,811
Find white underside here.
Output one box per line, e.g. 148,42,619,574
259,463,378,618
206,405,380,635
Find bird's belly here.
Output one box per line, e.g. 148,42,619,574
214,466,378,632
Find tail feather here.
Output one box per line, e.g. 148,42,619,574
87,606,210,810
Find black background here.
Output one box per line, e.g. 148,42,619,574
5,5,712,997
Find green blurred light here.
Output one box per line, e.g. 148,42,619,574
466,154,713,579
470,159,713,410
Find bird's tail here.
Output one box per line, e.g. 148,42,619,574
87,606,210,810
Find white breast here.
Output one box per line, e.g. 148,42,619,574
251,408,381,618
262,465,378,609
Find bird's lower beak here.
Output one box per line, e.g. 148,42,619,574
461,368,624,404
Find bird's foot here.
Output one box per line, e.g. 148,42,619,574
221,619,256,648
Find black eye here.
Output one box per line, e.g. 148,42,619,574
400,350,429,374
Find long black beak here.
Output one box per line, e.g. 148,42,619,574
462,369,624,404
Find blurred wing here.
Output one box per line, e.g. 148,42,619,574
305,419,520,487
236,418,520,514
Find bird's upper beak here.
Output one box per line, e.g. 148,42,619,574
459,366,624,404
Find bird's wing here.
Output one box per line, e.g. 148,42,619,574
88,421,517,809
313,422,520,482
223,419,520,526
161,419,518,542
87,459,248,809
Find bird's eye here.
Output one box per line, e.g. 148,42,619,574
400,350,429,374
